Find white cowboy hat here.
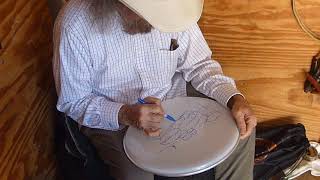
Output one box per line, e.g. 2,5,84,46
118,0,204,32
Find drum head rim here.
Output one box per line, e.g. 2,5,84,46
123,97,240,177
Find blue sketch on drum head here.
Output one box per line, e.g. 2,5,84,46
158,104,221,152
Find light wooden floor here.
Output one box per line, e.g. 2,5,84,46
199,0,320,141
296,172,320,180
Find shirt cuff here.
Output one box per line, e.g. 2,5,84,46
101,101,124,130
212,84,244,108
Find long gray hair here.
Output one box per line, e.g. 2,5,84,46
89,0,118,30
89,0,152,34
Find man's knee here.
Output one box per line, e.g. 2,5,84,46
214,130,256,180
239,129,256,151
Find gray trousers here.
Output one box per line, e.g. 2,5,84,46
82,126,255,180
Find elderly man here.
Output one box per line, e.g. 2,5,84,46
53,0,257,179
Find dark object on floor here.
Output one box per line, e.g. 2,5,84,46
155,168,214,180
304,52,320,93
254,123,310,180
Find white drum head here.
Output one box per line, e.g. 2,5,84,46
123,97,239,177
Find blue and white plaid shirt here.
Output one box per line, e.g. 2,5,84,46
53,0,241,131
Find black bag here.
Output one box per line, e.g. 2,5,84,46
254,123,310,180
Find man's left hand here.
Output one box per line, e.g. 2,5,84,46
227,95,257,139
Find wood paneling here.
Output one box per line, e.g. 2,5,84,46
0,0,319,178
0,0,56,179
199,0,320,141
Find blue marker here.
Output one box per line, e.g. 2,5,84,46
137,98,176,122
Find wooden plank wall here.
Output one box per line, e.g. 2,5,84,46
0,0,56,179
0,0,319,179
199,0,320,141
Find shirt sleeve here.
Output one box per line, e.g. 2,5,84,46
177,24,243,108
53,25,123,130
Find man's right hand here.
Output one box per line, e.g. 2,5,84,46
118,97,164,136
